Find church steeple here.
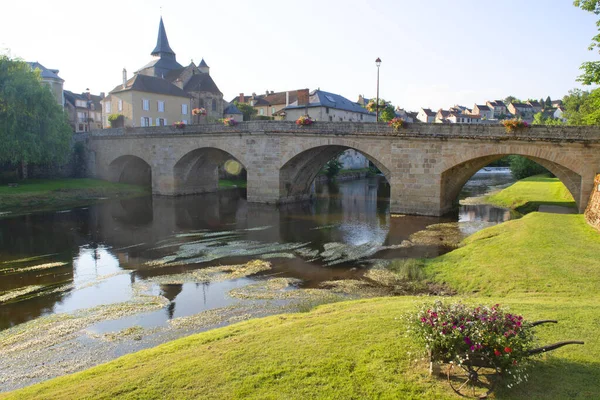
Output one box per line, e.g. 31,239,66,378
151,17,176,59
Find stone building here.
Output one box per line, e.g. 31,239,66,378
102,17,225,127
27,62,64,107
64,90,104,132
280,89,375,122
234,90,301,119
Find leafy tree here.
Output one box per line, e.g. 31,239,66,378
545,96,552,107
504,95,520,105
0,56,71,178
578,88,600,124
539,98,545,107
532,112,546,125
365,98,396,121
323,158,343,179
234,101,257,121
562,89,590,125
508,156,549,179
574,0,600,84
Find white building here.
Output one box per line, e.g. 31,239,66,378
473,104,494,120
417,108,436,123
281,89,375,122
554,106,567,122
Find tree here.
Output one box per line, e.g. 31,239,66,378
0,56,71,178
365,98,396,122
504,95,520,105
508,156,549,180
545,96,552,107
562,89,590,125
234,101,257,121
539,98,545,107
578,88,600,125
574,0,600,84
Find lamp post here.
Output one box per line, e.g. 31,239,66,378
375,57,382,122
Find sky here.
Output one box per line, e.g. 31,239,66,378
1,0,598,111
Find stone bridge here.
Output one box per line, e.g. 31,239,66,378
83,121,600,216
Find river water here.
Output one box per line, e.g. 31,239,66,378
0,168,515,390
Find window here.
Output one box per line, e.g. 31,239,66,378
271,107,276,114
182,120,187,124
105,102,111,113
141,117,150,127
329,116,333,122
158,101,165,112
360,114,363,120
182,104,188,114
78,124,84,131
156,118,166,126
259,108,264,115
117,99,122,112
143,99,149,111
76,100,87,108
198,99,204,107
325,107,329,114
211,99,217,112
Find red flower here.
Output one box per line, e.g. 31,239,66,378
504,347,512,353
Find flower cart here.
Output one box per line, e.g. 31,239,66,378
411,302,584,399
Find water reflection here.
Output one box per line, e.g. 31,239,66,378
0,169,515,331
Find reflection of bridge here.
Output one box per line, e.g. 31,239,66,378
84,121,600,216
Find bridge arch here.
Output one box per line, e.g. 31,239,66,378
173,147,246,195
440,151,582,213
108,155,152,187
279,145,391,202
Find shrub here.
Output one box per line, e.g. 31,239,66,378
388,117,406,131
508,156,549,179
324,159,343,179
108,114,124,128
502,119,530,133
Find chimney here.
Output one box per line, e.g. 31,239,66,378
239,93,244,103
100,92,105,99
266,89,269,96
297,89,309,106
286,91,290,106
122,68,127,89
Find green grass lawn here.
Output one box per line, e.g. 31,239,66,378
2,177,599,399
219,179,247,189
484,174,576,214
0,178,148,216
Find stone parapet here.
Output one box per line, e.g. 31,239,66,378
89,121,600,143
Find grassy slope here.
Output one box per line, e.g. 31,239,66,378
3,179,600,399
484,174,576,214
0,179,148,215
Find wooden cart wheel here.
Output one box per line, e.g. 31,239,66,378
447,360,501,399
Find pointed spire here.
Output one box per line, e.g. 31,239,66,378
151,17,175,57
199,58,209,68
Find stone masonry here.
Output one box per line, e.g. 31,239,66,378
84,121,600,216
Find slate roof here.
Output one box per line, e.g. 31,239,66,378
231,90,300,106
198,58,209,68
136,57,183,76
27,62,64,81
475,104,491,111
64,90,103,110
421,108,436,117
151,17,175,56
183,73,222,95
284,90,373,115
223,103,243,115
437,109,450,118
488,100,506,108
110,74,190,98
511,102,534,109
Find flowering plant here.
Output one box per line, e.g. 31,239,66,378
296,115,314,126
408,301,535,386
192,107,207,116
173,121,186,129
222,117,237,126
388,117,406,131
502,119,530,133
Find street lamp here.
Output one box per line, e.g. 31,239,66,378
375,57,382,122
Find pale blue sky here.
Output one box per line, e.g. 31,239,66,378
1,0,598,110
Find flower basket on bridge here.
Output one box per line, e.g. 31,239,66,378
192,108,207,116
502,119,530,134
173,121,186,129
388,117,406,132
222,117,237,127
296,115,314,126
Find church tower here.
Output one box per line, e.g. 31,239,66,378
137,17,183,78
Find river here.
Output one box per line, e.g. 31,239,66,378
0,167,515,391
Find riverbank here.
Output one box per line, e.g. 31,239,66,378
4,210,598,399
0,179,149,217
479,174,576,214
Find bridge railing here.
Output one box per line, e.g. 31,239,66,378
88,121,600,142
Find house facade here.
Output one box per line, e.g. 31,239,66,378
554,106,567,122
473,104,494,120
64,90,104,132
447,113,481,124
281,89,375,122
417,108,436,123
508,103,535,121
486,100,508,118
235,90,301,118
